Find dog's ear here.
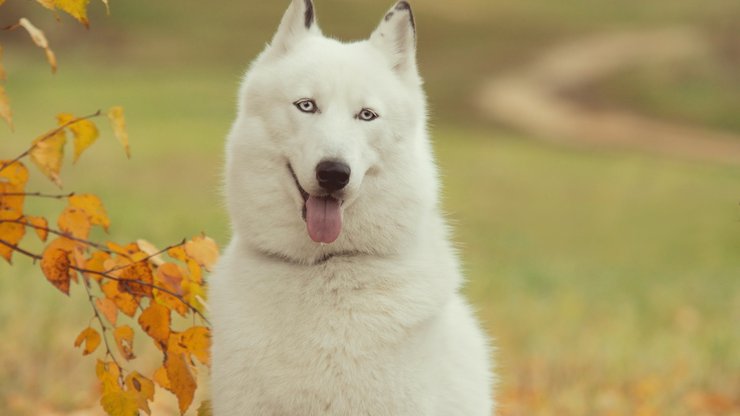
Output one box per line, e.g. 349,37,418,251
268,0,320,56
370,1,417,76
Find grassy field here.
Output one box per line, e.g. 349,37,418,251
2,0,740,415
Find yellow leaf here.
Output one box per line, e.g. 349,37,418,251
0,160,28,187
18,18,48,47
179,326,211,367
99,0,110,15
58,206,91,239
41,237,78,295
184,279,207,315
114,325,136,360
84,250,110,282
17,18,57,73
138,302,171,345
0,45,8,129
74,326,101,355
169,245,203,284
165,338,197,414
106,241,140,256
125,372,154,415
0,209,25,263
45,48,57,73
102,281,139,317
44,0,91,28
107,106,130,158
116,260,154,298
57,113,99,163
185,235,220,272
95,297,118,326
69,194,110,231
0,160,28,214
30,129,66,188
100,390,139,416
136,239,165,266
154,263,188,316
153,366,170,390
36,0,55,10
95,359,122,395
23,216,48,241
0,85,11,130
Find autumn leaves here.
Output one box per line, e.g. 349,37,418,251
69,238,216,414
1,116,216,414
2,1,219,414
22,110,129,187
1,137,218,414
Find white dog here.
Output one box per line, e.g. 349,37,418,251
210,1,493,414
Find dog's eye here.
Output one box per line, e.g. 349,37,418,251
294,99,319,114
358,108,379,122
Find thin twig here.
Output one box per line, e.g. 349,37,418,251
0,191,75,200
0,239,41,261
0,110,102,175
1,23,21,31
81,275,124,382
0,218,118,256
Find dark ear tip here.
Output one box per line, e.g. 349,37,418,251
395,1,412,10
393,1,416,32
304,0,315,29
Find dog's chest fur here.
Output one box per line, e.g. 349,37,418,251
211,240,457,414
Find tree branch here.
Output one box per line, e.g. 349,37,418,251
0,191,75,200
0,238,42,261
81,275,125,381
1,218,118,256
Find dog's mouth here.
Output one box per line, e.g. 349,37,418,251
288,164,343,244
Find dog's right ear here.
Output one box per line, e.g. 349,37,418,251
268,0,320,56
370,1,417,77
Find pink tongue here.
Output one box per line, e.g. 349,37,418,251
305,196,342,244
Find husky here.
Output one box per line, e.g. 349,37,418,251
209,1,493,414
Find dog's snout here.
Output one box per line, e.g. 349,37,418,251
316,160,351,192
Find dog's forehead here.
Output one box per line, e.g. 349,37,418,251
282,37,388,78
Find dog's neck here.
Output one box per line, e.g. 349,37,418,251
247,244,373,267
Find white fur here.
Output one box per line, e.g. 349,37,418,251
210,1,494,414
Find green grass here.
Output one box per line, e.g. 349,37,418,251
436,130,740,414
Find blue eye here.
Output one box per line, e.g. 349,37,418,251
294,99,319,114
358,108,379,121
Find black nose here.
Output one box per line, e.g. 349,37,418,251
316,160,351,192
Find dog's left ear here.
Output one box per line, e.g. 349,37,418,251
269,0,320,56
370,1,418,77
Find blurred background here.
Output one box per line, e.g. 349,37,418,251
1,0,739,415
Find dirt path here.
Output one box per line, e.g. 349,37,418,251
477,28,740,165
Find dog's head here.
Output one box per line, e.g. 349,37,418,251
226,0,438,263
